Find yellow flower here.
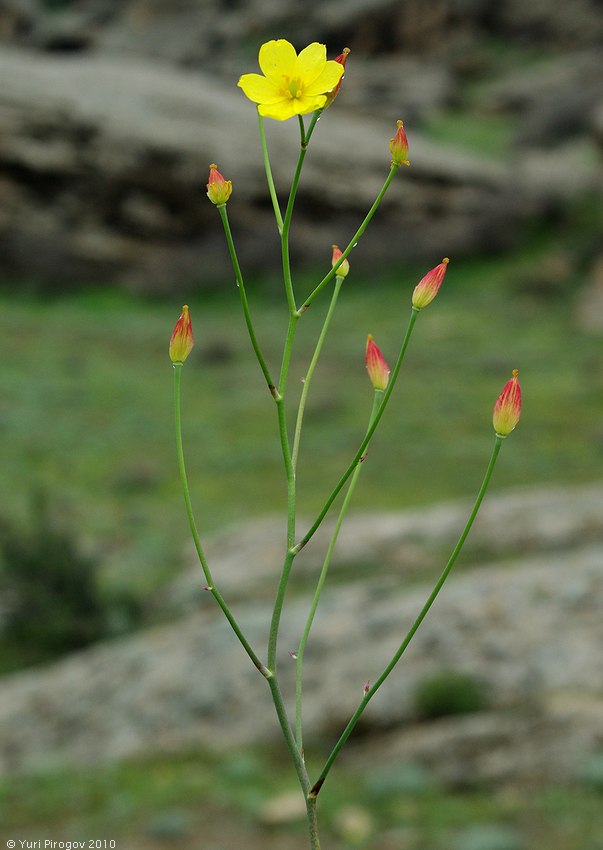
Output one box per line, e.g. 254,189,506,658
238,39,344,121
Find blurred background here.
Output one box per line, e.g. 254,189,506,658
0,0,602,848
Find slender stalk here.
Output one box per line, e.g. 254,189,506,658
292,275,344,472
267,112,324,674
276,112,322,401
267,671,321,850
276,396,296,547
217,204,278,398
297,164,400,314
295,308,419,553
266,673,310,790
295,391,382,750
267,547,295,673
310,435,505,796
280,112,319,314
305,794,322,850
173,365,267,675
258,111,283,233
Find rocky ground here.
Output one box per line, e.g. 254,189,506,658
0,0,601,293
0,482,601,789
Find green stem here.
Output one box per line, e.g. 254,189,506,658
295,391,382,750
266,668,320,849
280,112,319,314
305,794,322,850
296,308,419,553
266,672,310,790
267,548,295,673
276,395,296,548
276,110,322,399
267,113,325,674
258,111,283,233
310,435,505,796
292,275,344,472
217,204,278,398
297,164,400,314
173,365,268,676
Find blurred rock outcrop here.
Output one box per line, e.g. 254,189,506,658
0,0,601,291
0,483,602,786
3,0,603,63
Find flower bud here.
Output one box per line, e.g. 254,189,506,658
169,305,194,364
331,244,350,278
493,369,522,437
365,334,390,391
390,120,410,167
324,47,350,108
206,163,232,205
411,258,449,310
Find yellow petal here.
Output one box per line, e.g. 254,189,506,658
238,73,283,104
303,60,344,97
258,99,298,121
258,39,298,85
297,42,327,87
292,94,327,115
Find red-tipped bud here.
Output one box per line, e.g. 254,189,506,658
412,258,449,310
324,47,350,108
365,334,390,391
169,305,194,364
363,680,370,696
206,163,232,205
390,119,410,167
493,369,522,437
331,244,350,278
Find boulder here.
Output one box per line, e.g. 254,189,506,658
0,483,602,784
478,50,603,147
0,45,597,293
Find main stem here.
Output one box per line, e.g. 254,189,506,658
265,672,320,848
305,795,321,850
268,114,322,672
310,435,505,796
262,113,325,850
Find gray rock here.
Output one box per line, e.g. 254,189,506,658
162,482,603,613
479,50,603,147
0,44,599,291
493,0,603,46
0,483,602,785
329,55,454,123
4,0,603,65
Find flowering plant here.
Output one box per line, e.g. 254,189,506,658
169,38,521,849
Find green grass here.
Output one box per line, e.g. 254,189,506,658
1,746,602,849
0,226,601,837
0,229,600,603
422,110,517,160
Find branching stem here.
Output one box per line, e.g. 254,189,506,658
310,435,505,796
